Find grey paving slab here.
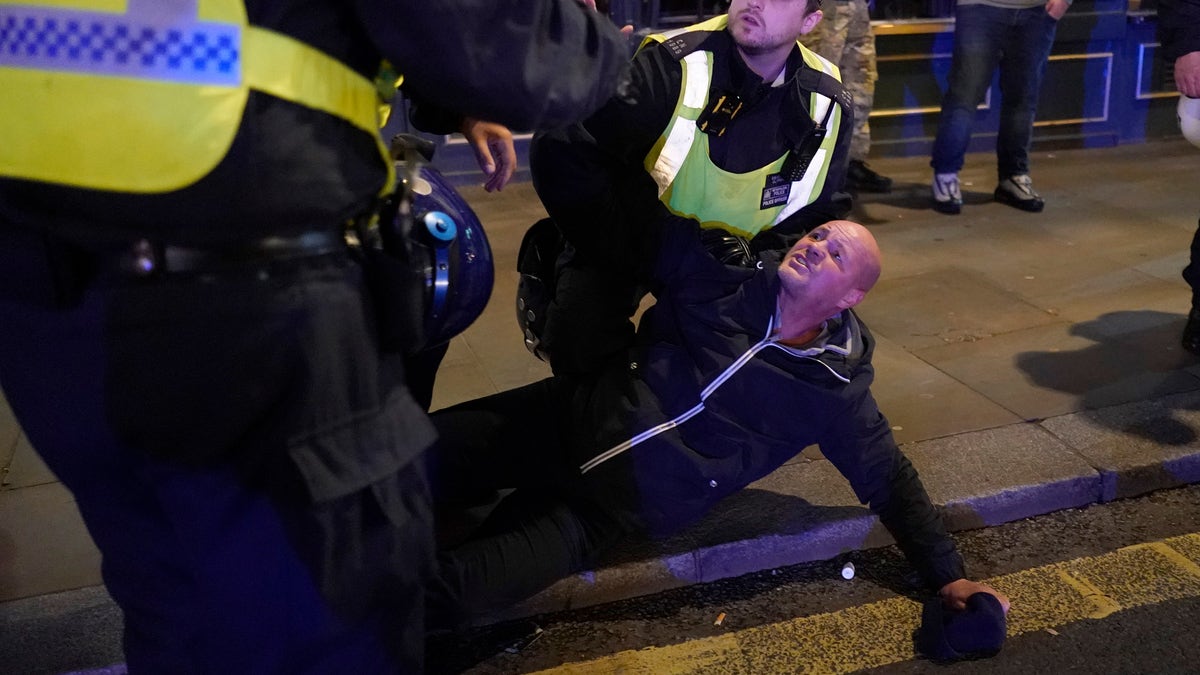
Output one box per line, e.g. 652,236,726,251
0,388,18,476
858,266,1062,352
0,482,101,603
899,423,1101,530
914,319,1200,420
1040,392,1200,502
1135,249,1193,287
1030,269,1191,330
4,433,56,490
866,333,1022,445
1041,143,1200,227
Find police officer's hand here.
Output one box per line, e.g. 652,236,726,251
461,118,516,192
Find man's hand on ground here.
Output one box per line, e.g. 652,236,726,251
938,578,1011,614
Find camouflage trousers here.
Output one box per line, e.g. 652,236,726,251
800,0,878,161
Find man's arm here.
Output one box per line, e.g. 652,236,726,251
529,43,680,266
351,0,631,131
819,385,966,591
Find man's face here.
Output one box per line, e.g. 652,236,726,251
777,221,880,313
727,0,821,55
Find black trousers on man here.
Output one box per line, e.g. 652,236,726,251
426,376,634,627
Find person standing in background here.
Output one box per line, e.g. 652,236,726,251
928,0,1072,215
801,0,894,193
1160,0,1200,353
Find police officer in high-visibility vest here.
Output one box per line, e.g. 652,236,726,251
0,1,629,672
520,0,855,376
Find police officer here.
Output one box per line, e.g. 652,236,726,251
523,0,855,375
0,1,628,672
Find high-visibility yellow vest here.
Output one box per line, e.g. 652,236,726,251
641,16,843,237
0,0,391,194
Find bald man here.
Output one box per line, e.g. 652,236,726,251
427,215,1006,629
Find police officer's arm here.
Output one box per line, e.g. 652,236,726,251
352,0,631,130
530,42,679,263
818,382,966,592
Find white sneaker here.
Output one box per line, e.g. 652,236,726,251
994,174,1045,212
932,172,962,214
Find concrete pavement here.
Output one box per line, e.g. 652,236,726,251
3,140,1200,667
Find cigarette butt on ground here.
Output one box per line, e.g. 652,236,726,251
714,612,726,626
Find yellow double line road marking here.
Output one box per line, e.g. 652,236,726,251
533,533,1200,675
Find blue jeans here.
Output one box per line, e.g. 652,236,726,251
930,4,1059,178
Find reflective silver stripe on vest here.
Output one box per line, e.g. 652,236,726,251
773,51,839,224
648,50,710,196
773,93,834,224
0,0,241,86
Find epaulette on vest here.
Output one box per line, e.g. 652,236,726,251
793,61,854,115
653,30,720,60
787,55,854,114
649,30,853,117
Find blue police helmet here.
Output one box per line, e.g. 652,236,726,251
404,166,494,349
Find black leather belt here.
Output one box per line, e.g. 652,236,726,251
112,230,347,277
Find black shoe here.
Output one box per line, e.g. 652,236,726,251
1183,309,1200,356
993,175,1044,212
847,159,893,193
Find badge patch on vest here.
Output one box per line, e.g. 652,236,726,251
761,174,792,210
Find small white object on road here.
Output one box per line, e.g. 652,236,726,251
841,562,855,580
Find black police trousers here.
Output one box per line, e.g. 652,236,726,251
0,238,436,674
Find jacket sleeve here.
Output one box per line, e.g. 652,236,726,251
350,0,631,130
529,43,680,269
819,383,966,591
1158,0,1200,62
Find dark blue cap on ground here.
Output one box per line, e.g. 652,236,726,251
916,591,1007,661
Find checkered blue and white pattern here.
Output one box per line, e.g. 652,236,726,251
0,6,240,85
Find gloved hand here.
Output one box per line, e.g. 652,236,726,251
699,228,754,267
